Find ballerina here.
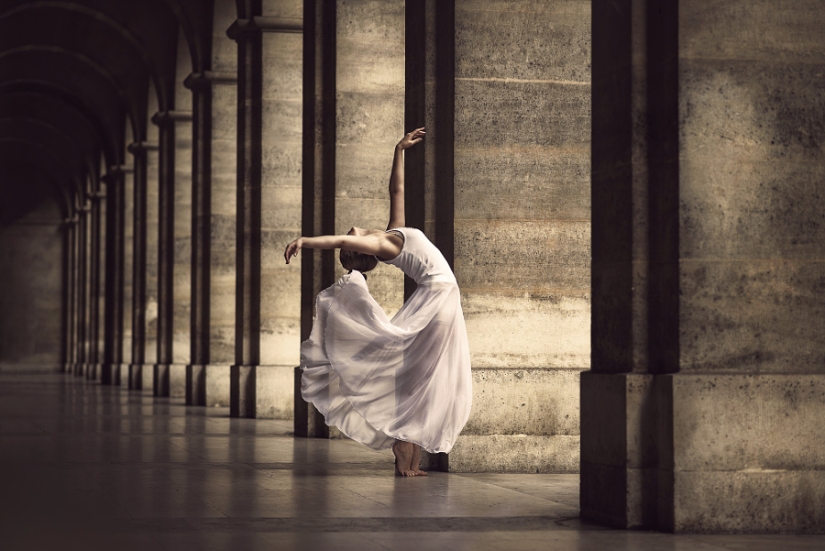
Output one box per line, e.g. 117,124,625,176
284,128,472,477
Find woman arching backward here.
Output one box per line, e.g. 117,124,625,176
284,128,472,477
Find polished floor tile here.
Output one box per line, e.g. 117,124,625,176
1,372,824,551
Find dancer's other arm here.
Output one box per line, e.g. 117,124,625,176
284,234,398,264
387,127,425,230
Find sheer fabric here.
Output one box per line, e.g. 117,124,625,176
300,228,472,453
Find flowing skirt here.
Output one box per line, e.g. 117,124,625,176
300,271,472,453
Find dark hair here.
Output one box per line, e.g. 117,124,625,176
339,249,378,278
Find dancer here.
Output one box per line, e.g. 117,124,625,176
284,128,472,477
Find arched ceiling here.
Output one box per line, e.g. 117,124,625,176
0,0,216,222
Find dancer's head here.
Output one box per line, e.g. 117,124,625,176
339,249,378,274
340,226,378,275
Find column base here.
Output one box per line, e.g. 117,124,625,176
230,365,294,419
581,371,825,533
101,363,126,386
185,364,231,407
152,364,188,397
293,366,329,438
85,363,101,381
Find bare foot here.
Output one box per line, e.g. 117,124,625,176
392,441,417,477
411,444,427,476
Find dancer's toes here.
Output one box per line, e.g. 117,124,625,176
414,469,428,476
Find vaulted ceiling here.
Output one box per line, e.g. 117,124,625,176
0,0,218,224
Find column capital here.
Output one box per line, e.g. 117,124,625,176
127,141,159,155
151,110,194,126
63,215,79,226
101,165,134,183
87,191,106,201
226,17,303,41
183,71,238,90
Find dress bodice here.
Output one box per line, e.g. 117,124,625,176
381,227,456,285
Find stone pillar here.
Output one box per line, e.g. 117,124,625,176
127,142,157,390
403,0,455,471
405,1,591,472
62,215,78,373
87,186,105,381
74,199,90,377
584,0,825,533
297,0,405,434
227,7,303,419
184,68,238,407
296,0,336,437
143,127,161,392
101,165,130,386
152,110,192,396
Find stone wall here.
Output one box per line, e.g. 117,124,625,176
0,193,64,369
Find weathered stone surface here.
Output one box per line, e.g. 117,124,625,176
680,260,825,373
205,364,231,408
450,0,591,474
464,368,581,435
456,0,590,83
256,365,295,419
0,200,63,366
673,470,825,534
670,374,825,471
450,434,579,473
462,292,589,368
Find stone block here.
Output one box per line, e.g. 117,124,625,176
255,365,295,419
449,434,578,473
673,470,825,533
455,79,590,149
465,368,581,435
454,220,590,291
168,363,187,398
580,372,659,529
669,374,825,472
680,259,825,373
138,363,153,393
454,145,590,222
205,364,231,408
680,0,825,63
456,0,590,83
460,291,589,369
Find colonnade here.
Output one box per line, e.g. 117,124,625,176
45,0,825,533
59,0,592,476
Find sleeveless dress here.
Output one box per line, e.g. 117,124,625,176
300,227,472,453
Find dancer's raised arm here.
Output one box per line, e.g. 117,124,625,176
387,128,425,230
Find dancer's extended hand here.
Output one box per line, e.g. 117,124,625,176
397,127,425,150
284,238,303,264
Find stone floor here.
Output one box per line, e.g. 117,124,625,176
1,372,823,551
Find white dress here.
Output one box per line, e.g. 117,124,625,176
300,227,472,453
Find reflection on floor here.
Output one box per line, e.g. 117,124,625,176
0,372,823,551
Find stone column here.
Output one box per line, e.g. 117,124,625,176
127,142,157,390
584,0,825,533
152,110,192,396
296,0,405,435
405,1,591,473
62,215,78,373
101,165,130,386
184,70,238,407
227,9,303,419
403,0,455,471
74,200,90,377
86,187,105,381
143,133,161,392
296,0,336,437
